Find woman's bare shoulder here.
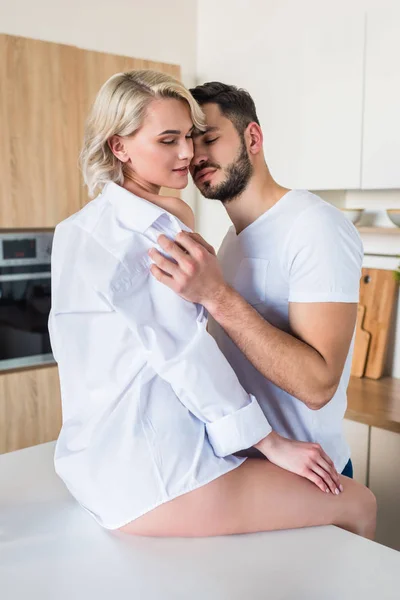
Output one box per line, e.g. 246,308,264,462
162,196,195,231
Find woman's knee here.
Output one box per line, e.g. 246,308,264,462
336,477,377,539
357,484,377,537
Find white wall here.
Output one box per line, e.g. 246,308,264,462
0,0,198,208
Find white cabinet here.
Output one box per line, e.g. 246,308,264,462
197,1,365,190
343,420,400,551
343,419,369,485
197,1,400,192
369,427,400,551
362,4,400,189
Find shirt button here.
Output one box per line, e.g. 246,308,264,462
111,276,132,294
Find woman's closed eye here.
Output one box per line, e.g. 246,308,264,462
161,135,193,145
205,138,218,145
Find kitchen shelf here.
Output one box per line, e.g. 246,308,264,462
346,376,400,433
356,227,400,234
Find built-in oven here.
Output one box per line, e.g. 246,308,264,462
0,232,54,371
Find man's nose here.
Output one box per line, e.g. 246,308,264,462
191,148,208,167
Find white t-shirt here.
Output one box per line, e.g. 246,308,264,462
209,190,364,471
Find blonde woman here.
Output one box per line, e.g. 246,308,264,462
49,71,376,539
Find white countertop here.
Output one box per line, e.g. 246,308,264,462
0,353,55,372
0,442,399,600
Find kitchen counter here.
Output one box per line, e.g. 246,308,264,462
0,442,399,600
0,353,55,373
346,376,400,433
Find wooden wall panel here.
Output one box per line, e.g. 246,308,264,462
0,35,82,228
0,36,12,227
0,366,62,454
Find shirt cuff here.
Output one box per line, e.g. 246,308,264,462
206,395,272,458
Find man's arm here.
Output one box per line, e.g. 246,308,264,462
207,285,357,409
149,231,357,410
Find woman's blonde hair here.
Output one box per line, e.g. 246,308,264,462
80,70,205,197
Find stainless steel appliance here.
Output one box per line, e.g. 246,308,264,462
0,232,54,371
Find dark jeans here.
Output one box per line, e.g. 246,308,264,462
235,449,354,479
341,459,354,478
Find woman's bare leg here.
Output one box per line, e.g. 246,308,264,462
119,459,377,539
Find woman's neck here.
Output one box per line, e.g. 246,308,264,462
122,171,160,198
121,176,194,230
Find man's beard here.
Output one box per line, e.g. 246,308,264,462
198,139,253,204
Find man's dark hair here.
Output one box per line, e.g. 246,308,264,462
189,82,260,136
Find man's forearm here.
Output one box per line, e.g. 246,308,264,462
205,285,337,409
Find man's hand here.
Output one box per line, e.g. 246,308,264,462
148,231,226,306
255,432,343,494
186,232,217,256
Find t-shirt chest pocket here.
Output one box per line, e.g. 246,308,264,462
233,258,269,307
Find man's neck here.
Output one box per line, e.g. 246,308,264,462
223,166,290,235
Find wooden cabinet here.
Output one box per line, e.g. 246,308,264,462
0,33,181,227
369,427,400,551
362,4,400,189
0,35,82,228
0,365,62,454
343,419,369,485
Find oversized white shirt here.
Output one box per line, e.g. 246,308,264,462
49,182,272,529
209,190,364,472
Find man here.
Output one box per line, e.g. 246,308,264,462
148,82,363,478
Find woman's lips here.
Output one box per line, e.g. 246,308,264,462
173,167,189,176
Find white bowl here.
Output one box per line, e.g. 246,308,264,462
340,208,364,225
387,210,400,227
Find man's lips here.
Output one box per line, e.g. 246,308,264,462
195,168,217,182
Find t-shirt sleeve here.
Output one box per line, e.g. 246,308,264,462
286,205,364,303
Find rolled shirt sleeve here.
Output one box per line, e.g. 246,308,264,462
82,236,272,457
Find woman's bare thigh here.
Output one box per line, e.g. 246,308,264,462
119,459,376,539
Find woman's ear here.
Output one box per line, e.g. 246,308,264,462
108,136,130,163
246,122,263,155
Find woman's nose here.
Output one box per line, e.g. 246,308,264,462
178,138,194,161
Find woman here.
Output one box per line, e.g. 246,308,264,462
49,70,376,539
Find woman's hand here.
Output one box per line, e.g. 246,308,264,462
255,432,343,495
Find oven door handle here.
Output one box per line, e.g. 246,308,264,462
0,273,51,282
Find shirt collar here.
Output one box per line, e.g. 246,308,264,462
102,181,190,234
